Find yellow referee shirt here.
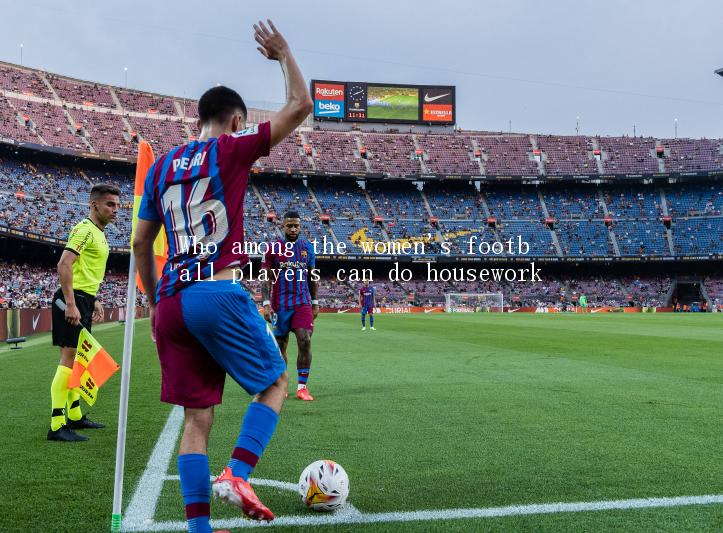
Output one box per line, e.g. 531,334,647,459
64,218,109,296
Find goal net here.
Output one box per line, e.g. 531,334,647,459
444,293,504,313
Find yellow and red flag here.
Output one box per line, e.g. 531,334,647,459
131,140,167,293
69,329,120,406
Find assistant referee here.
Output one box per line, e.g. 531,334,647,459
48,183,120,442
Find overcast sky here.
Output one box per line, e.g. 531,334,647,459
2,0,723,138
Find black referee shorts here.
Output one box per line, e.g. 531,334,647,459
51,289,95,348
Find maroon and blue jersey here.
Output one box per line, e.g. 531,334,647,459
360,285,375,308
262,238,316,311
137,122,270,301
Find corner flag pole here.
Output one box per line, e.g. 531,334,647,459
111,255,138,532
111,140,158,532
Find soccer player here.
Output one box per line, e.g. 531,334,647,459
359,280,376,330
48,183,119,442
133,20,312,529
261,211,318,401
579,293,588,313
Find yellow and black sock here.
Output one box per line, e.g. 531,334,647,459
50,366,71,431
67,389,83,422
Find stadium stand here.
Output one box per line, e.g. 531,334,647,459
47,74,116,108
1,61,722,312
0,260,684,310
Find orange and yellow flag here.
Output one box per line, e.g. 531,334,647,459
69,329,120,406
131,140,167,294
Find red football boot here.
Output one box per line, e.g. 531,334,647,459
212,467,275,521
296,387,314,401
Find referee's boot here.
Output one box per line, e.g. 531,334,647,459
47,425,89,442
67,415,105,430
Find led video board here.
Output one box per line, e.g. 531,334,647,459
312,80,455,125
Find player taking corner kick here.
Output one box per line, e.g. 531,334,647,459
133,20,312,529
262,211,319,401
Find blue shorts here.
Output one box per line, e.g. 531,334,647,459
155,281,285,407
361,306,374,315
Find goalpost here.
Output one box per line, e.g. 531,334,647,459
444,292,504,313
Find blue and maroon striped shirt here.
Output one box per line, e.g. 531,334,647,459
262,238,316,310
360,285,375,308
137,122,270,301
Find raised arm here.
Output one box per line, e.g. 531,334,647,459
254,20,313,147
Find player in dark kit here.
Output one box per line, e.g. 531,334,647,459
133,20,313,530
359,280,376,330
262,211,319,401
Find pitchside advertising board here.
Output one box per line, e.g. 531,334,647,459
312,80,455,125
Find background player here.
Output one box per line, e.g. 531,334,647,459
359,280,376,330
48,183,119,442
261,211,319,401
579,293,588,313
133,20,312,530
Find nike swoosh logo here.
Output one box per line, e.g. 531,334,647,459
424,93,450,103
32,314,40,330
337,309,349,314
424,309,434,314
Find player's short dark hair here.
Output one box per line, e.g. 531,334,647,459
90,183,120,200
198,86,247,125
283,210,301,220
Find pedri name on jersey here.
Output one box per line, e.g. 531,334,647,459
172,151,207,172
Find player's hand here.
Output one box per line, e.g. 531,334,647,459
312,304,319,319
149,305,157,343
65,302,82,326
263,304,273,323
253,20,289,61
92,300,104,323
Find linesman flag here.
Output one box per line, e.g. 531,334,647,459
69,328,120,406
130,140,167,294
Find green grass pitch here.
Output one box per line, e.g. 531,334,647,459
2,313,722,532
367,95,418,121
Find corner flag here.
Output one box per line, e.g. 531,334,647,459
69,328,119,406
131,140,166,294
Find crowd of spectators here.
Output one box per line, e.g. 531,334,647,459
0,261,147,309
1,259,691,310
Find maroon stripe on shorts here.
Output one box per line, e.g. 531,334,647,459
232,447,259,467
185,502,210,519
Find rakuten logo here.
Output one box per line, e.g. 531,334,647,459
314,83,345,101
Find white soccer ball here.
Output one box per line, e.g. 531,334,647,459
298,459,349,511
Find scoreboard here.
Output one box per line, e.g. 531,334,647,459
311,80,455,125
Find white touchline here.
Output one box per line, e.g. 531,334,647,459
125,405,184,528
123,494,723,531
124,406,723,532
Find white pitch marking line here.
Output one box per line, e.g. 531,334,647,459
121,493,723,531
124,405,184,529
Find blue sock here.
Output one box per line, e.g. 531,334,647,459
228,402,279,480
298,367,310,386
178,454,211,533
370,315,374,327
361,314,366,326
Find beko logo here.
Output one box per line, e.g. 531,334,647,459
317,102,341,114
